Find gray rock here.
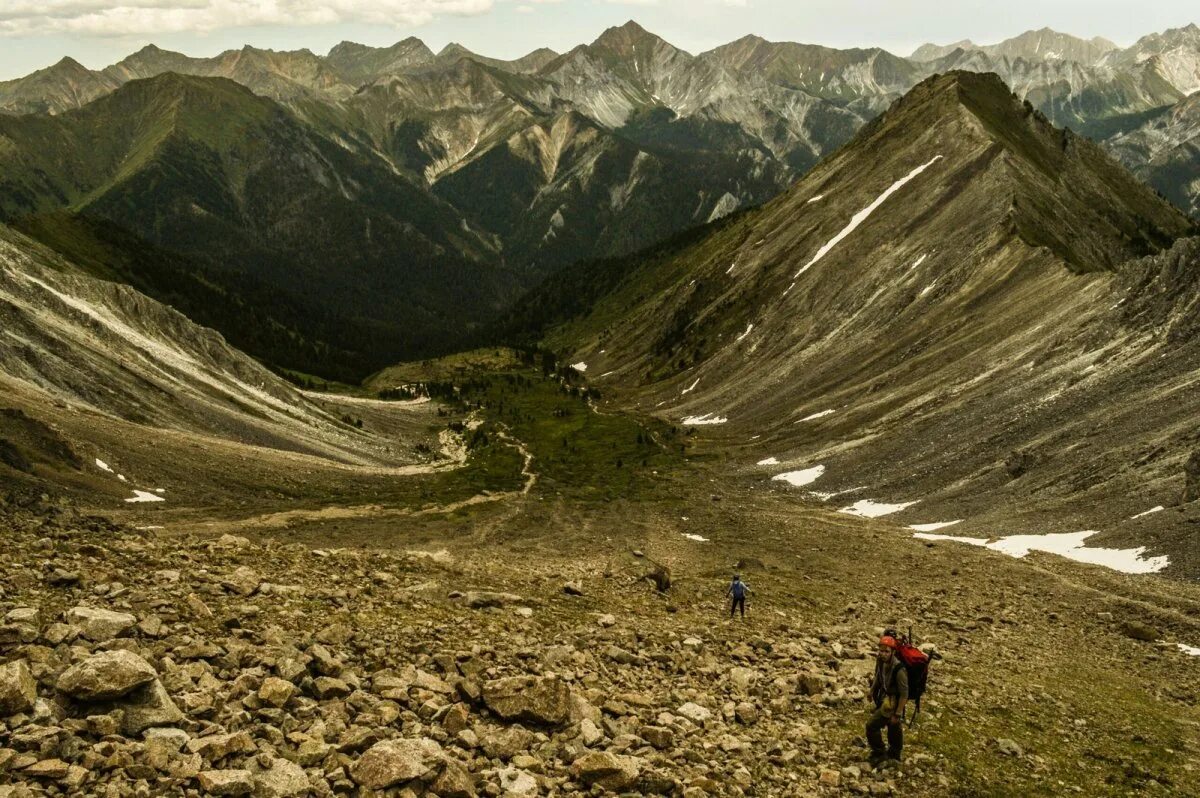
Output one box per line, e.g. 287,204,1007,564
349,738,444,789
464,591,523,609
120,679,184,734
1120,619,1159,642
482,675,571,727
251,757,310,797
56,650,157,701
996,738,1024,757
0,660,37,716
64,606,136,641
198,769,254,796
571,751,641,791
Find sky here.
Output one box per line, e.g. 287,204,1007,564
1,0,1197,80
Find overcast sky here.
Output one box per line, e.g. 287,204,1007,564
1,0,1196,80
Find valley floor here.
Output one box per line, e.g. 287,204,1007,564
2,364,1199,796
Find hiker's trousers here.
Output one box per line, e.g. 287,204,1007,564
866,708,903,756
730,596,745,617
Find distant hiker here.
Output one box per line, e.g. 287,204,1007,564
726,575,749,618
866,633,908,764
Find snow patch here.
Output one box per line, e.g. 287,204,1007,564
986,531,1168,574
1177,643,1200,657
570,362,588,372
1131,506,1164,519
772,465,825,487
682,413,728,426
125,490,166,504
911,254,928,269
757,457,780,466
682,533,710,542
840,499,919,518
806,194,825,204
95,458,113,473
681,378,700,395
909,520,963,532
794,155,942,279
735,323,754,342
796,409,836,422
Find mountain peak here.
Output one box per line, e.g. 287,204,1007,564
592,20,667,53
51,56,88,72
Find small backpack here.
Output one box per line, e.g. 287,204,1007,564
731,580,746,599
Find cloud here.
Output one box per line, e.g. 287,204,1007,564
0,0,495,37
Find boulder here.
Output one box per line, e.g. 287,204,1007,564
676,702,712,725
996,738,1024,757
120,679,184,734
430,759,476,798
1120,620,1159,642
349,738,444,789
0,660,37,716
728,667,760,693
221,566,261,597
56,650,156,701
464,591,523,609
258,677,295,708
482,676,571,727
64,607,136,641
251,757,310,798
498,767,538,797
571,751,641,791
480,726,536,760
197,769,254,796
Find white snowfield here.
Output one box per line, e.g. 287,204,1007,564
840,499,919,518
682,533,710,542
681,413,728,426
914,530,1169,575
1178,643,1200,657
772,465,825,487
125,490,165,504
909,520,963,532
95,458,113,473
757,457,780,466
797,409,836,422
794,155,943,279
570,362,588,372
987,531,1169,573
681,377,700,395
1131,506,1165,519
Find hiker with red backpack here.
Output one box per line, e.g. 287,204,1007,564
866,629,931,765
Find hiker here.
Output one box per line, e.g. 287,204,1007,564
866,633,908,764
726,574,749,618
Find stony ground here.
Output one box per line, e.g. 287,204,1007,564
2,473,1199,798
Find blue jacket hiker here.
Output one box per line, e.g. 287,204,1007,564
726,575,749,618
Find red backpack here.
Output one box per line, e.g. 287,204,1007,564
876,628,935,722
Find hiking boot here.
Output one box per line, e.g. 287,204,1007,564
867,750,887,766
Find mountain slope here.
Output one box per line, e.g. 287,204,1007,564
523,71,1200,573
912,28,1119,65
0,73,513,379
0,221,409,466
0,57,120,115
1107,92,1200,217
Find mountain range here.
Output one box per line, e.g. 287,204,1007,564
0,21,1198,382
525,69,1200,574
